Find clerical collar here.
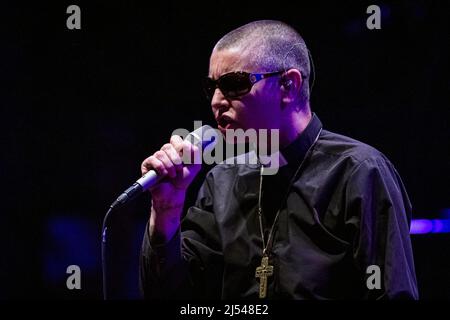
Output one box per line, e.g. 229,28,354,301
235,113,323,169
279,113,323,168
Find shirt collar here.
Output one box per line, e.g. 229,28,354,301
280,113,323,168
240,113,323,170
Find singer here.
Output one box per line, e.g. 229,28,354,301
139,20,418,299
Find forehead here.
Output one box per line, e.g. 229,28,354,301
208,48,253,79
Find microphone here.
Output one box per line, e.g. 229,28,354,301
110,125,219,209
103,125,218,299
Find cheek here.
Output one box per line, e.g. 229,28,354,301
253,82,280,109
253,92,281,116
239,101,280,130
233,85,282,128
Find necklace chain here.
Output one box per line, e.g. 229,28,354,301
256,129,322,257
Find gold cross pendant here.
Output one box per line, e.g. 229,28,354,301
255,255,273,298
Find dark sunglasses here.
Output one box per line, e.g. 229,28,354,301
202,70,284,101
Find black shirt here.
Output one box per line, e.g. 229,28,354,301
140,114,418,299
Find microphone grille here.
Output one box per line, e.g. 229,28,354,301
185,125,220,149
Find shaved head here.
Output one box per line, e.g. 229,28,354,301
213,20,311,107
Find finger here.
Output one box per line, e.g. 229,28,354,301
141,157,153,175
161,144,183,175
154,150,177,178
143,155,168,177
170,135,184,153
181,141,201,165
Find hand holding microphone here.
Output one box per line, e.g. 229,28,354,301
103,125,218,298
108,125,219,243
141,134,201,211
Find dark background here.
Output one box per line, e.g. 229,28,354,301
1,0,449,299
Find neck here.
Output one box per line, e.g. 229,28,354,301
279,107,312,148
254,105,312,155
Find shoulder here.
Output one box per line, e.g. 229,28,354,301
315,130,391,167
311,129,404,184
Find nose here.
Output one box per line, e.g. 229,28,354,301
211,88,229,116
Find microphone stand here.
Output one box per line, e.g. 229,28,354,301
101,205,115,300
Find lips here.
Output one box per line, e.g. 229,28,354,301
217,115,236,131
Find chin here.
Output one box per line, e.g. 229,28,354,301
220,127,258,145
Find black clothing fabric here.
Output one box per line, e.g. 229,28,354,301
140,114,418,299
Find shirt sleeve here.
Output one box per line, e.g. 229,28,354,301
139,171,224,299
344,156,419,299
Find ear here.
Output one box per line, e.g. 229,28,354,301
280,69,302,106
